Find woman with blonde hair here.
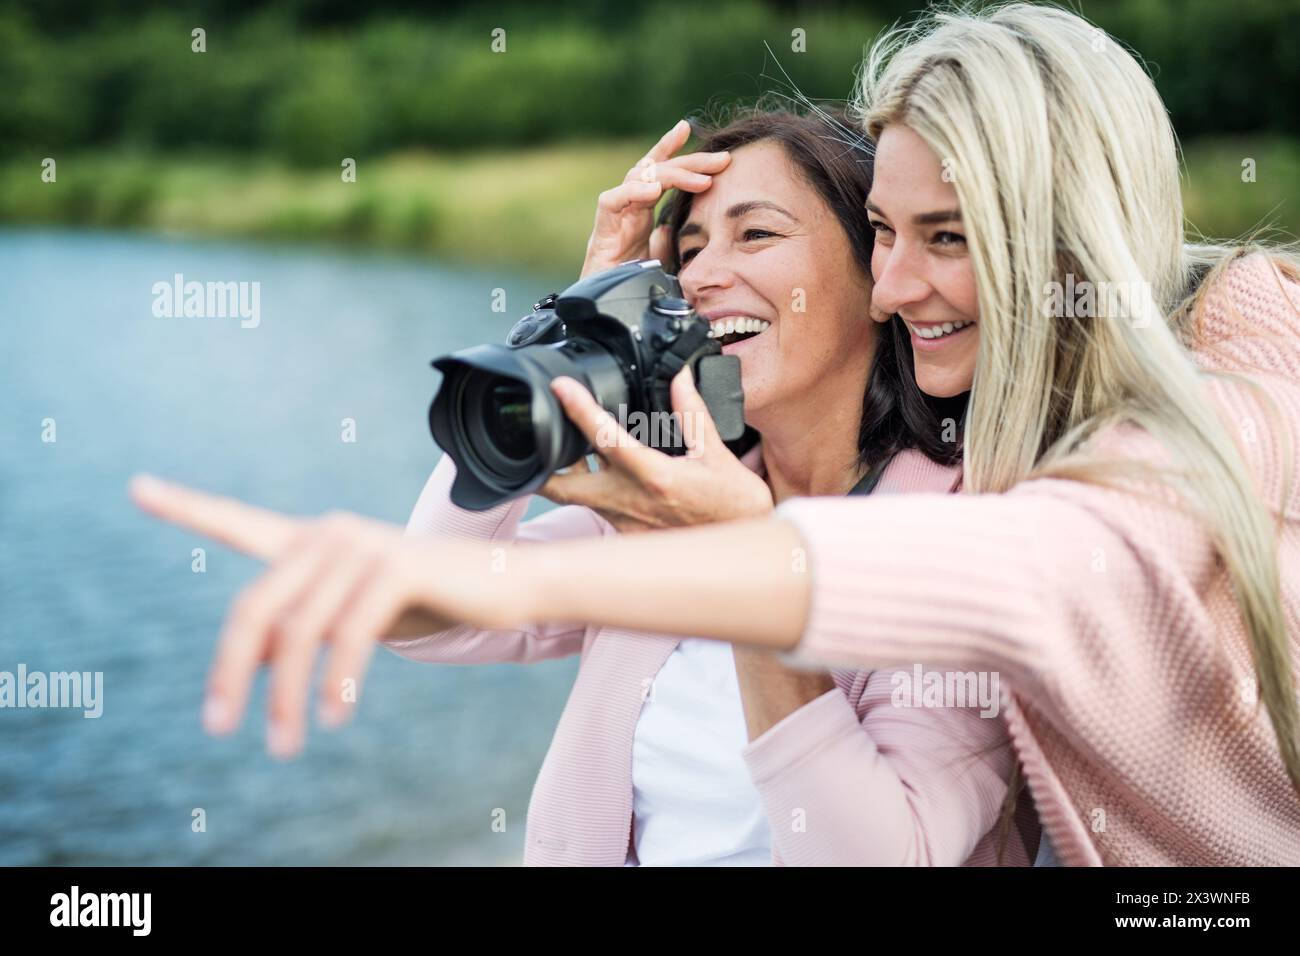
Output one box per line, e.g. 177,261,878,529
132,2,1300,864
139,105,1038,867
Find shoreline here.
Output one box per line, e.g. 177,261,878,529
0,135,1295,274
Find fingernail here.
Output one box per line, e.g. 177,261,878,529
202,695,231,735
318,702,346,729
267,720,297,759
130,473,163,497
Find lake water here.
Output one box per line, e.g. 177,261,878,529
0,228,580,865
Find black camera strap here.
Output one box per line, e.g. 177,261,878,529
846,454,894,497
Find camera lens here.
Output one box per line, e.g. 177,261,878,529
430,336,629,510
483,377,534,461
455,373,539,487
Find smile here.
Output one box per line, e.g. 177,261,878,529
906,319,974,340
707,316,771,347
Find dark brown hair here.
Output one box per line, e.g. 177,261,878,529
657,107,967,475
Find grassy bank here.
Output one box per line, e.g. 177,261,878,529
0,142,644,272
1180,137,1300,244
1,136,1296,272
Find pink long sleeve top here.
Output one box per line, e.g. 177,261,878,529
387,445,1036,866
777,254,1300,865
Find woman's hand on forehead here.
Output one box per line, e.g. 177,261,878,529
582,120,730,278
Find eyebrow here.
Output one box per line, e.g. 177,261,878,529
865,199,962,226
678,200,798,239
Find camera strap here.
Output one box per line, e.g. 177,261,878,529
847,454,894,497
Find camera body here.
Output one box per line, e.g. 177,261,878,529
428,259,746,510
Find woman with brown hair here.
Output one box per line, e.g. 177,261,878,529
135,106,1034,866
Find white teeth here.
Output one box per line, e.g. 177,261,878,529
707,317,772,339
911,319,971,340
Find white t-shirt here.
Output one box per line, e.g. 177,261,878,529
626,638,774,866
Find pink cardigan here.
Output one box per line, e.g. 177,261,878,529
388,446,1036,866
777,254,1300,865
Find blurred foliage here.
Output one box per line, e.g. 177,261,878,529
0,1,887,162
1182,136,1300,242
1,0,1295,268
3,0,1299,162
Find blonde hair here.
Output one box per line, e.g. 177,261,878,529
854,0,1300,812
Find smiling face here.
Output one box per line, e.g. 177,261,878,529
867,124,980,398
675,140,874,422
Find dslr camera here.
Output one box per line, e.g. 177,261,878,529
428,259,746,510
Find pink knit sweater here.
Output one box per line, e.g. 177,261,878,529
388,446,1036,866
777,254,1300,865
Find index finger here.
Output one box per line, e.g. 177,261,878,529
129,473,302,560
549,378,662,478
644,119,692,164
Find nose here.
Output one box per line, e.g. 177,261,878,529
679,242,736,303
871,239,932,316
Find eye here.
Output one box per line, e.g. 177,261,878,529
932,231,966,248
868,219,893,234
742,228,780,242
678,246,701,264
